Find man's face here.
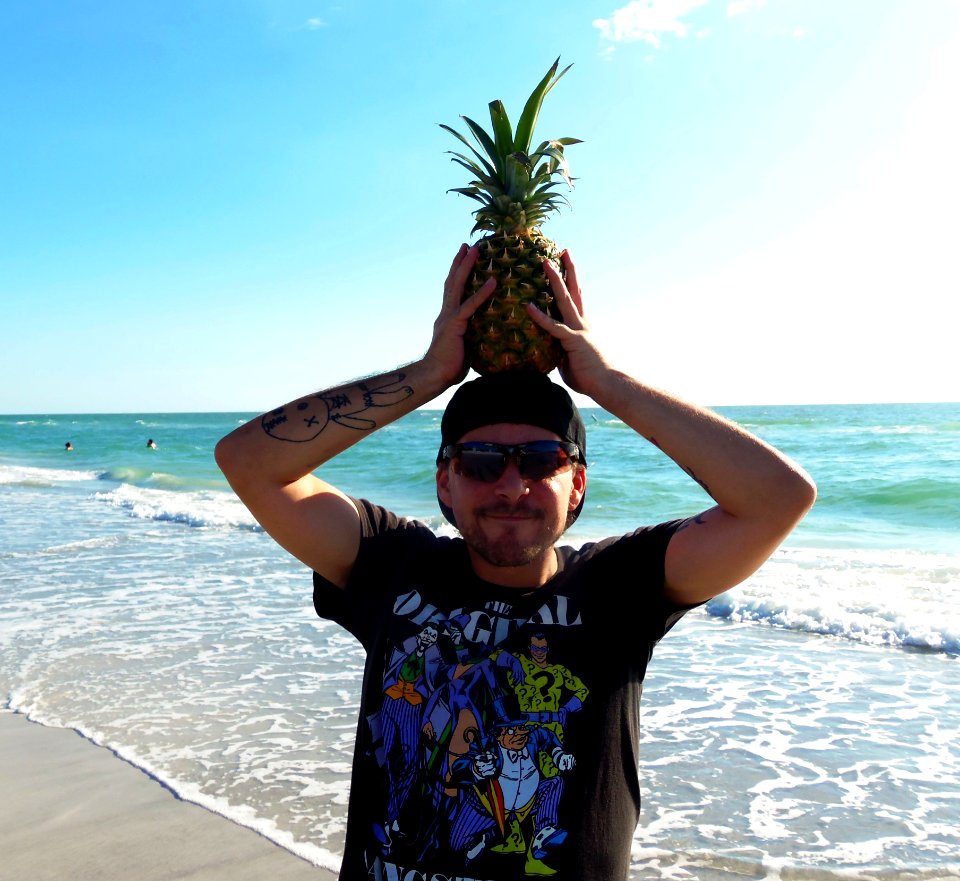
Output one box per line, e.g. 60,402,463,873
529,636,549,667
496,725,531,751
417,625,438,650
436,424,586,573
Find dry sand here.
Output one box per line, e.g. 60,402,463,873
0,710,337,880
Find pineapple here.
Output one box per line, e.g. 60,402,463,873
442,58,581,374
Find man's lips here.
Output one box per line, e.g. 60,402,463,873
478,505,543,521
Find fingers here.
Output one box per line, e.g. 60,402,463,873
445,242,469,279
525,299,573,338
542,255,585,329
459,275,496,318
560,250,584,315
444,243,479,307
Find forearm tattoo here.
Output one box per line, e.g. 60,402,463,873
261,372,414,442
650,435,715,500
683,465,714,499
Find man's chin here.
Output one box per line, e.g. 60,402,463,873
461,519,560,569
473,543,544,569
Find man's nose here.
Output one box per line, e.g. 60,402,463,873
493,461,530,500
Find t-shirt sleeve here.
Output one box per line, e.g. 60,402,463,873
311,497,439,647
633,518,701,642
579,518,697,646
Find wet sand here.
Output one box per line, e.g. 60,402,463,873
0,710,337,880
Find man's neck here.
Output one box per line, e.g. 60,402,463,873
466,546,559,589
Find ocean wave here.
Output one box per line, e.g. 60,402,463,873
0,463,101,486
707,593,960,655
94,483,260,530
706,547,960,656
0,535,126,560
97,466,209,490
811,476,960,523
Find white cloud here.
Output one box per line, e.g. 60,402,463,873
305,17,327,30
593,0,710,48
727,0,765,17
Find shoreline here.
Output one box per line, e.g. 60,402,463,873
0,710,337,880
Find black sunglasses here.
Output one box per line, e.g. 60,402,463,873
442,441,580,484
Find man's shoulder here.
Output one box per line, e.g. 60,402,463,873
353,497,450,544
350,497,470,579
313,499,465,639
559,519,686,565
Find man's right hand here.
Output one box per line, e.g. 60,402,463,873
472,751,497,779
422,244,496,389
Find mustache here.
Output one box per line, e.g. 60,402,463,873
477,502,544,519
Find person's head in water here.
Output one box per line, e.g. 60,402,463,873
147,439,157,449
435,373,587,568
65,441,73,452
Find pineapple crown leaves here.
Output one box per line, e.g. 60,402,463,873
441,58,582,234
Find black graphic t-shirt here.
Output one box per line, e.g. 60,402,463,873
313,499,691,881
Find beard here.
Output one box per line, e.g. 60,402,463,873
456,502,565,569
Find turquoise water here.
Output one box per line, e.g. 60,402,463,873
2,403,959,878
5,403,957,553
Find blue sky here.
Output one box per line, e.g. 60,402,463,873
2,0,957,413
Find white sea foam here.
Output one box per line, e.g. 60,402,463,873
0,463,101,485
705,546,960,656
94,483,259,529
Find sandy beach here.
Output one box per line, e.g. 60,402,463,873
0,710,336,880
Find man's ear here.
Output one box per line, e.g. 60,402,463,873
568,465,586,512
436,462,452,506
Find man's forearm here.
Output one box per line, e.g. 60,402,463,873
216,358,449,491
585,369,816,526
216,244,496,493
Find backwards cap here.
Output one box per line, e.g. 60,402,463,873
436,372,587,527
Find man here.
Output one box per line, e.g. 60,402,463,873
216,245,816,880
493,632,588,751
377,623,442,849
448,719,575,874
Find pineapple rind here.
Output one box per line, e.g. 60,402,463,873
464,231,564,375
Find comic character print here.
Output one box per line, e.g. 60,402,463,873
449,721,575,876
366,595,590,877
422,615,508,797
494,632,589,777
372,623,441,850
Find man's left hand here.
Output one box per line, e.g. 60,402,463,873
526,250,610,397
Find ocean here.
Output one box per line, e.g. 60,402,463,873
1,403,958,879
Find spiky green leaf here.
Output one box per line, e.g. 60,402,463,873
534,143,574,187
488,100,515,163
460,116,502,172
448,188,488,205
447,152,497,184
440,125,498,177
513,58,573,153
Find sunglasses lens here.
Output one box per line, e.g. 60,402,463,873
456,450,507,483
517,449,566,480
